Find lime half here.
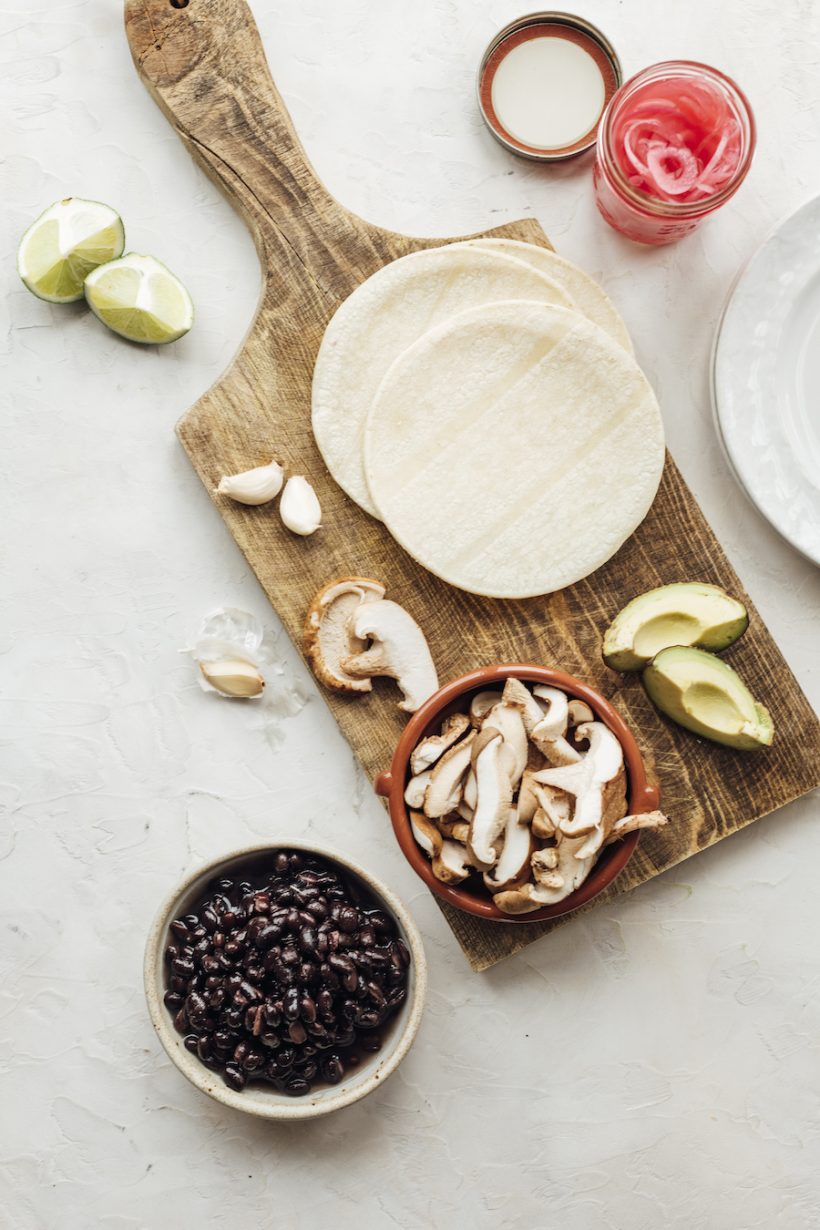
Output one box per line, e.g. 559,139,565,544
17,198,125,303
84,253,194,344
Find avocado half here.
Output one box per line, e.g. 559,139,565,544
643,646,774,751
603,582,748,672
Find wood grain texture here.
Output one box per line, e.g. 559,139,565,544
126,0,820,971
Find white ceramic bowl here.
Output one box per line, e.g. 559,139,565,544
145,842,427,1121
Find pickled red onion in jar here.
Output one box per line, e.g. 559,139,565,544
611,75,742,203
593,62,755,244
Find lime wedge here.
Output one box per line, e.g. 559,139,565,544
84,253,194,344
17,198,125,303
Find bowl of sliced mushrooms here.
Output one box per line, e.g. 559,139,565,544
375,664,667,922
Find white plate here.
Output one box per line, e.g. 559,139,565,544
712,196,820,565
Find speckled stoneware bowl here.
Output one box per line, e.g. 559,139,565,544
145,842,427,1121
375,663,660,922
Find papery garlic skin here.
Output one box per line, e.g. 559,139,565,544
279,476,321,536
217,459,285,506
199,658,265,698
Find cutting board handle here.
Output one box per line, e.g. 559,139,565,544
124,0,387,281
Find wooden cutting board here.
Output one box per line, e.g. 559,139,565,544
125,0,820,971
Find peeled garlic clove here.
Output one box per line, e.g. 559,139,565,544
199,658,265,698
279,476,321,536
217,459,284,506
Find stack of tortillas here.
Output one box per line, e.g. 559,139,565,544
312,238,664,599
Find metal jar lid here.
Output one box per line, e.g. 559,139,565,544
477,12,622,161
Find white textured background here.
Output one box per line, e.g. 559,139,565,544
3,1,820,1227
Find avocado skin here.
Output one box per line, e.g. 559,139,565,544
603,582,748,671
643,646,773,751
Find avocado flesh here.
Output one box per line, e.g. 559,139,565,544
603,582,748,671
643,646,774,750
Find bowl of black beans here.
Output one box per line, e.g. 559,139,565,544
146,843,427,1119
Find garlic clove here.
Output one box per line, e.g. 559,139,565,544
279,476,321,536
217,459,285,506
199,658,265,698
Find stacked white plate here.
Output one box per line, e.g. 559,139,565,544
712,196,820,566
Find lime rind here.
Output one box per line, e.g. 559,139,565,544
17,198,125,304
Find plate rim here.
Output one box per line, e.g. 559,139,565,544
711,194,820,567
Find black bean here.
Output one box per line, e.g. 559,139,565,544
170,919,189,941
321,1055,344,1084
299,926,317,955
183,1033,199,1053
276,1046,296,1072
254,923,281,950
281,944,299,967
300,995,317,1023
370,911,392,935
283,988,300,1022
183,913,199,929
288,1021,307,1045
337,906,359,934
172,957,195,979
360,1034,382,1053
224,1063,246,1091
284,1076,310,1097
163,990,183,1010
242,1048,265,1073
173,1007,189,1034
394,939,411,966
358,925,376,948
214,877,234,894
232,979,261,1008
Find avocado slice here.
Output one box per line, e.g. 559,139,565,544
643,646,774,750
603,582,748,671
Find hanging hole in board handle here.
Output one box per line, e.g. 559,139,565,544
170,0,190,9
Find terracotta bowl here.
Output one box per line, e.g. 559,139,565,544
145,842,427,1120
375,664,659,923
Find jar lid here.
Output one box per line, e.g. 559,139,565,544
477,12,622,161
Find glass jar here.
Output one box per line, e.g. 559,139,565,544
593,61,756,245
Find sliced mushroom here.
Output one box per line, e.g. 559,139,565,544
532,782,572,831
531,808,555,839
469,689,502,727
493,832,598,913
516,771,540,825
483,807,534,892
567,699,595,727
530,846,563,890
303,576,386,693
468,729,512,867
512,680,581,767
463,768,477,812
482,697,528,788
423,729,476,818
606,809,669,842
404,769,432,809
456,799,474,823
533,722,624,838
343,599,438,713
437,815,471,843
410,812,471,884
410,713,470,776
